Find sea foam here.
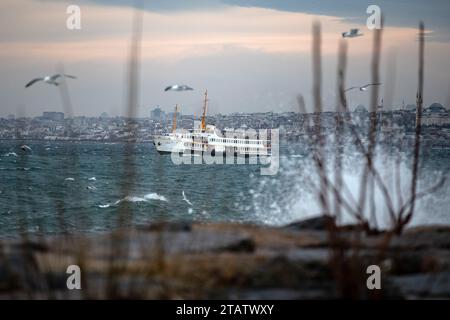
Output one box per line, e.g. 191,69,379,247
4,152,18,157
98,192,168,208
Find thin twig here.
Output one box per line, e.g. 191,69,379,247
398,22,425,232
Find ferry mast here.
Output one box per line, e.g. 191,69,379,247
172,104,178,133
201,90,208,131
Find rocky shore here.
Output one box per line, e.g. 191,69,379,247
1,216,450,299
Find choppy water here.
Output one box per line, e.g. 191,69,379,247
0,140,449,235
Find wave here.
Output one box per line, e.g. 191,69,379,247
98,192,168,208
143,193,168,202
0,167,38,171
240,148,450,228
4,152,18,157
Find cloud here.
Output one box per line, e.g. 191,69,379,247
79,0,450,42
0,1,422,62
0,0,449,118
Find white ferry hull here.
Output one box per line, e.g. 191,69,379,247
153,135,185,154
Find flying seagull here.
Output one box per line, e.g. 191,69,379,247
182,190,193,206
345,83,382,92
25,74,77,88
342,28,363,38
164,84,193,92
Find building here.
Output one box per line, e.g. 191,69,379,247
423,103,450,126
405,104,417,112
167,111,181,122
354,105,368,113
42,112,64,121
424,103,447,114
150,106,165,122
99,112,110,119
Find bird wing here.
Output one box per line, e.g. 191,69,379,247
49,74,76,81
50,74,62,81
361,83,382,89
351,29,359,34
344,87,358,92
25,78,44,88
165,86,173,91
185,86,193,90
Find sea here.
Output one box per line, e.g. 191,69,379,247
0,140,449,236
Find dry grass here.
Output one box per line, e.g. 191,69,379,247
305,20,447,298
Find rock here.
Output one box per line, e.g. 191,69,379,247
1,221,450,299
391,272,450,299
141,221,192,232
227,288,329,299
396,225,450,249
250,255,332,288
214,238,255,253
15,240,49,253
282,215,336,231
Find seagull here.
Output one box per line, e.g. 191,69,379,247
345,83,382,93
182,190,193,206
342,28,363,38
25,74,77,88
21,145,32,152
164,84,193,92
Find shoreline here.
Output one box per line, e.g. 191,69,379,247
1,217,450,299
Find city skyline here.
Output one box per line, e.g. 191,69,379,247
4,100,449,120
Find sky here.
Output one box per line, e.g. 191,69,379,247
0,0,449,117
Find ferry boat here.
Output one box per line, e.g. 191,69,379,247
153,90,272,157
